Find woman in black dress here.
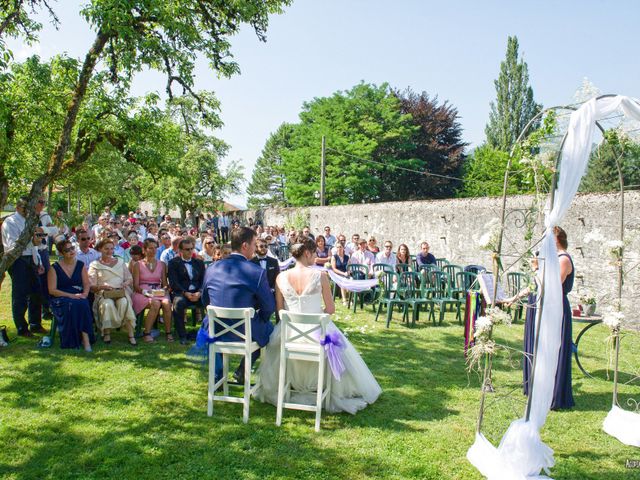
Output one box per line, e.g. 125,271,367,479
47,239,95,351
522,226,575,410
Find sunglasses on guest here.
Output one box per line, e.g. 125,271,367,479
79,237,90,241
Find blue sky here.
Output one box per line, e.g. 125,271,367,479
9,0,640,207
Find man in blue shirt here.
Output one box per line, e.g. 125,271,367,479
416,241,436,266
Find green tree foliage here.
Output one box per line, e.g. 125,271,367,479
261,82,466,207
485,36,541,152
580,130,640,192
0,0,290,278
391,88,467,198
247,122,292,209
282,83,415,206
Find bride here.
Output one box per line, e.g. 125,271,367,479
254,235,382,414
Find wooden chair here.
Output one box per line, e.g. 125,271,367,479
207,306,258,424
276,310,332,432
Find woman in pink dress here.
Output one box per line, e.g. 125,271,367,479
132,238,173,343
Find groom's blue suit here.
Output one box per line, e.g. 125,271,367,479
201,252,275,347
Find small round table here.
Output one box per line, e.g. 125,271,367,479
572,314,603,379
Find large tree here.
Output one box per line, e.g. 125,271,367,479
387,88,467,199
0,0,290,279
281,82,417,206
247,122,292,209
485,36,541,152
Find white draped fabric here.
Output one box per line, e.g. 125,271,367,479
468,96,640,479
603,406,640,447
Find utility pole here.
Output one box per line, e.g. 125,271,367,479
320,135,326,206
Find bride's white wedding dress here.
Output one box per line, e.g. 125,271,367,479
254,268,382,414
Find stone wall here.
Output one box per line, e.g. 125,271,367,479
258,192,640,320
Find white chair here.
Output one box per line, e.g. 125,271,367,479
207,306,258,424
276,310,332,432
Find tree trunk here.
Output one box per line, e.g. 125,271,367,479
0,30,110,284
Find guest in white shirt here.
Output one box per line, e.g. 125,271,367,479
345,233,360,257
1,197,47,336
349,239,375,276
323,226,337,247
376,241,397,267
75,228,101,268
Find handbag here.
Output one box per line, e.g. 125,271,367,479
103,288,126,299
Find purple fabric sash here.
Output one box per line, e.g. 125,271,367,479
319,330,347,380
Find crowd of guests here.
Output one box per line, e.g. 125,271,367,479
1,198,438,351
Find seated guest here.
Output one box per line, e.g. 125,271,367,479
396,244,411,271
302,225,314,240
331,234,347,256
168,238,205,344
367,236,380,254
346,233,360,256
350,239,375,275
88,239,137,346
251,237,279,292
132,238,173,343
128,244,144,275
75,229,101,268
331,242,350,305
197,235,217,262
156,229,171,259
160,236,181,265
376,241,397,266
314,235,331,265
221,243,232,259
48,239,95,351
416,241,436,267
109,231,127,259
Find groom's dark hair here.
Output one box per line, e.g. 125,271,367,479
231,226,256,251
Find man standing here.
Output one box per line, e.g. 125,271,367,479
376,241,397,267
168,238,206,345
201,227,275,382
251,237,279,293
219,212,230,243
1,197,47,336
323,226,337,247
416,241,437,266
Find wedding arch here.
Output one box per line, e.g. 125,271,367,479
467,95,640,479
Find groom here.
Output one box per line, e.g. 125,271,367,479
201,226,275,382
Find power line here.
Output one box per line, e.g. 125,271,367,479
324,147,466,182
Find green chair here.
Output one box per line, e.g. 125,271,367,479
395,263,410,274
372,263,394,274
399,271,433,327
410,255,418,271
278,245,290,262
442,264,464,296
346,264,370,312
435,258,450,270
451,271,478,299
431,271,461,325
507,272,529,323
374,271,403,327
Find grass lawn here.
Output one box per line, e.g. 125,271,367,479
0,279,639,480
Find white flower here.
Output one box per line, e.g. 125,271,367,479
474,316,493,340
602,308,624,331
476,218,501,252
486,306,512,326
607,240,624,249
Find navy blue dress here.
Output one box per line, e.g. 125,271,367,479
50,261,95,349
523,253,575,409
333,253,349,273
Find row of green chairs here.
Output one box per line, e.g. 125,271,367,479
374,269,480,328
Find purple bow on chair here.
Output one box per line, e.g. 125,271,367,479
320,330,347,381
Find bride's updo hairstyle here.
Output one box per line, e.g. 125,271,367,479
290,234,316,260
